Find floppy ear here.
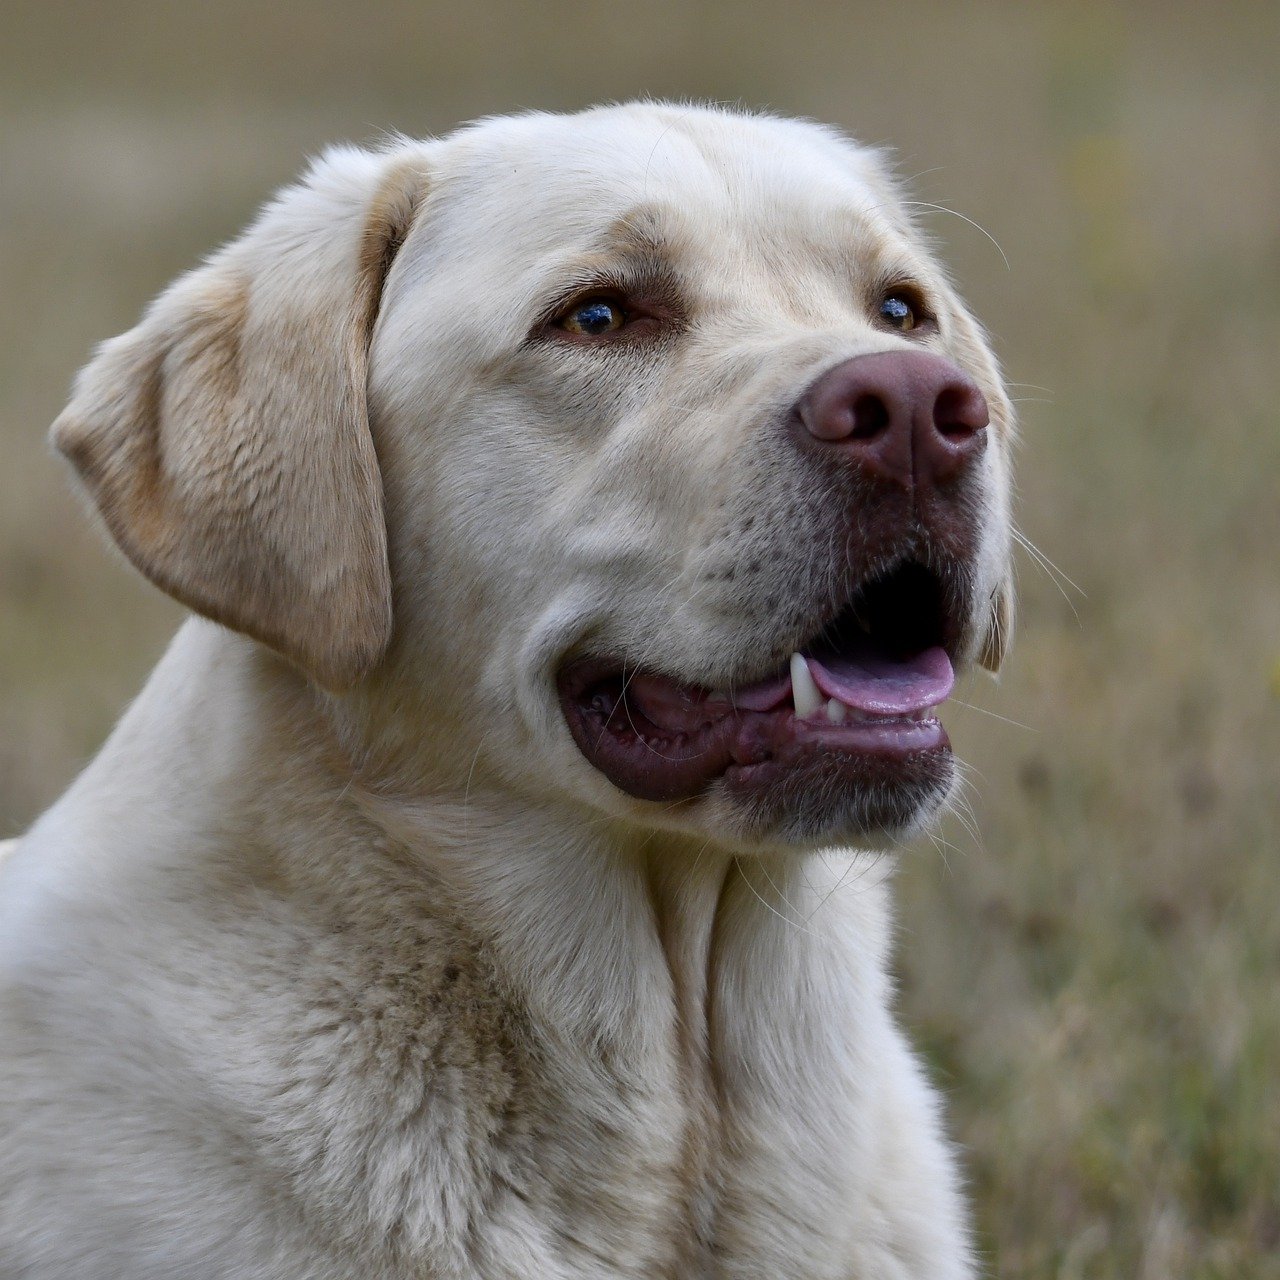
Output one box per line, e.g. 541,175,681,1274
51,145,428,691
976,576,1013,674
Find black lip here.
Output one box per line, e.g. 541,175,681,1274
557,667,952,805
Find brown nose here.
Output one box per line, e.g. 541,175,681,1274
793,350,989,490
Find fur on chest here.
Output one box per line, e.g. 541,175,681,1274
184,864,925,1278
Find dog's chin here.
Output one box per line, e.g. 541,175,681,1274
706,747,956,847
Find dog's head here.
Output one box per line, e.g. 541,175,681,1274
53,103,1013,850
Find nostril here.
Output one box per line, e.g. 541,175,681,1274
850,393,890,439
933,384,989,440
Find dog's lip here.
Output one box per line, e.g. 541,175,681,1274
556,645,955,804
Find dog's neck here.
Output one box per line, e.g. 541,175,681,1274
340,740,904,1269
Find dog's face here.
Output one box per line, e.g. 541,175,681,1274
53,103,1013,852
370,105,1014,847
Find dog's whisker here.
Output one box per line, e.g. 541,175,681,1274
754,856,813,930
896,199,1011,270
732,857,831,944
949,699,1038,733
925,830,955,876
1012,527,1084,597
801,850,885,927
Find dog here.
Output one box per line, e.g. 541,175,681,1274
0,102,1014,1278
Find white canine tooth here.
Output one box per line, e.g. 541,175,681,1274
708,688,731,703
826,698,847,724
790,652,823,718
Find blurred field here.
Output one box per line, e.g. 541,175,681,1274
2,1,1278,1274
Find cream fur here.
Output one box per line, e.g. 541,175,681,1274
0,103,1014,1278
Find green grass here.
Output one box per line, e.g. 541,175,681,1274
2,2,1277,1273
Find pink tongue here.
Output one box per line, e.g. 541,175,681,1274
807,645,954,714
624,644,953,732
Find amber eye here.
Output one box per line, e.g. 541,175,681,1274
878,293,917,332
558,297,626,336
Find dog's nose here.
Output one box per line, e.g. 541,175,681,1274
793,351,988,489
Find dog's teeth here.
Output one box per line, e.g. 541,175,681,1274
825,698,847,723
708,688,731,703
790,653,822,718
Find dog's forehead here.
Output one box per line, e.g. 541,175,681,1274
428,104,909,264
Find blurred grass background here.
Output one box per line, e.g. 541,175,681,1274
1,1,1277,1274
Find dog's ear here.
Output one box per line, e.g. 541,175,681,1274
51,146,428,691
976,576,1013,674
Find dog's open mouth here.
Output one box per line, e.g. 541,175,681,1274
558,560,962,806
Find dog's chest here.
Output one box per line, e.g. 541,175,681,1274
252,910,886,1279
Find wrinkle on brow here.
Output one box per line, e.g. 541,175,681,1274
540,204,690,317
601,203,683,258
594,205,687,275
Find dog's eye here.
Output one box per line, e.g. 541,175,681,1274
558,297,627,337
878,294,917,332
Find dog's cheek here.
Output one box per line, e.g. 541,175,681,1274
965,437,1015,672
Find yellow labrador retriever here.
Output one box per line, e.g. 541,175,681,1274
0,103,1013,1278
